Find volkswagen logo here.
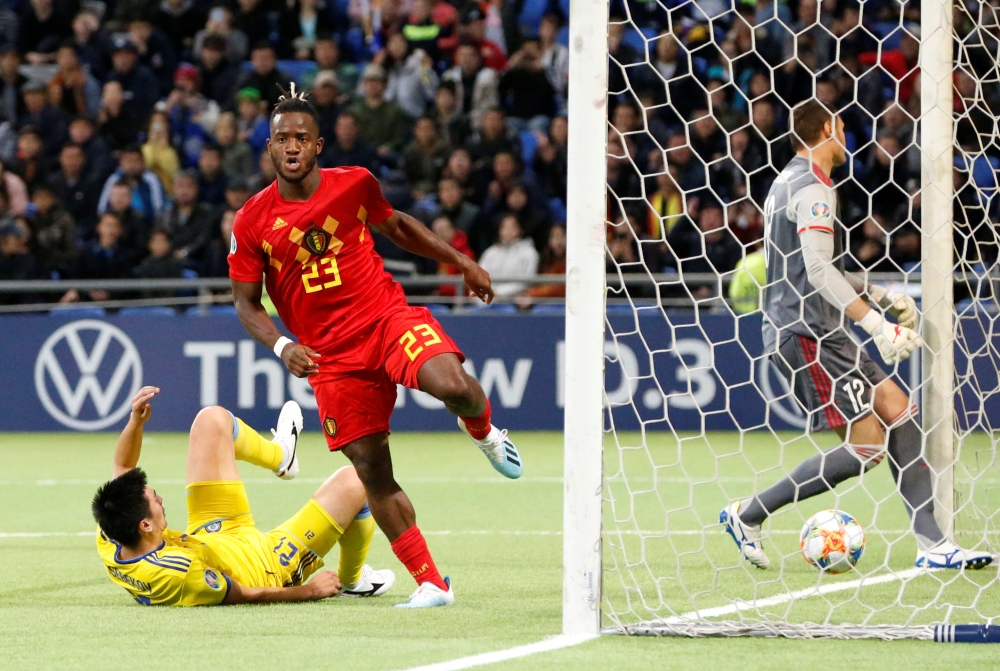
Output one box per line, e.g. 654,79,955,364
34,320,143,430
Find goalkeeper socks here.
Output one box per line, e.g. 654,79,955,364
460,399,492,440
338,504,375,586
231,415,283,471
887,413,945,549
391,525,448,590
740,445,868,527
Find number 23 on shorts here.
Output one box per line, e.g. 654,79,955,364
399,324,442,361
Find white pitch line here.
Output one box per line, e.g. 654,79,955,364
664,567,927,623
0,529,915,539
398,634,597,671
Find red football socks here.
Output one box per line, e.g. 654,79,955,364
390,525,447,590
460,399,492,440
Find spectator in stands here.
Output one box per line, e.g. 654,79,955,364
48,42,101,118
860,28,919,104
467,108,519,170
247,148,277,192
20,81,69,158
706,80,744,133
197,34,241,104
0,219,41,289
349,64,411,157
606,18,638,100
457,3,506,71
63,212,138,303
848,214,892,272
108,35,160,121
233,0,274,48
442,43,499,129
202,208,236,277
689,108,727,164
379,32,439,118
280,0,335,58
402,0,449,64
432,176,479,235
403,116,449,199
166,63,220,166
216,112,255,181
864,134,911,220
539,14,568,112
27,183,77,277
534,116,567,202
606,136,641,199
68,116,115,182
431,0,460,62
157,0,207,56
320,111,380,173
443,146,486,204
0,159,28,216
133,228,186,297
478,214,538,297
50,143,98,237
236,88,270,155
238,44,289,109
142,111,182,195
195,5,250,64
99,147,168,227
433,81,470,148
666,198,742,292
0,47,26,125
196,145,229,206
647,163,683,240
98,80,142,151
225,179,252,211
161,170,217,264
19,0,73,63
311,71,342,140
71,9,104,80
302,36,359,93
430,214,474,296
130,17,180,97
517,222,566,307
9,126,47,192
498,38,556,133
498,182,550,251
105,181,149,253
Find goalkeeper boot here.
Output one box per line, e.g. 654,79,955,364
271,400,302,480
915,540,994,570
720,502,770,569
458,419,523,479
340,565,396,597
395,576,455,609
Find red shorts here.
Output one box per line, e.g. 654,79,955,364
308,306,464,451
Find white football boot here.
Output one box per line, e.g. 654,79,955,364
271,400,302,480
720,502,770,569
339,565,396,597
395,576,455,609
457,419,523,479
915,540,994,570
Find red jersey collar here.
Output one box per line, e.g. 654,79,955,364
811,162,832,186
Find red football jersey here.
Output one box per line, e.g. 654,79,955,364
228,167,401,354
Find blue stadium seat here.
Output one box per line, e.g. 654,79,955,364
118,307,177,317
478,303,518,314
532,304,565,315
902,261,921,273
186,305,239,316
423,304,449,313
556,26,569,47
518,0,549,36
519,130,538,165
50,306,107,317
243,60,317,85
548,197,567,224
621,26,658,55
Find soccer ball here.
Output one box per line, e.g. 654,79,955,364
799,509,865,573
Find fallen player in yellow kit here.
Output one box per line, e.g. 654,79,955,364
93,386,395,605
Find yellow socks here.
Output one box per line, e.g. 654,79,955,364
232,415,283,471
338,505,375,586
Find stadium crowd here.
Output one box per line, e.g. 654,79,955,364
0,0,996,308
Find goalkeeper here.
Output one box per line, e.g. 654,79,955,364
721,99,992,571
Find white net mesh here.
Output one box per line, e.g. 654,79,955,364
599,0,1000,637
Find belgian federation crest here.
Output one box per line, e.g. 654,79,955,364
304,228,330,255
323,417,338,437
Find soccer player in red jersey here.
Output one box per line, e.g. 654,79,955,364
229,86,523,608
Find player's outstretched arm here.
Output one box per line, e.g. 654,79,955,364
375,211,495,303
232,279,320,377
112,386,160,478
222,570,342,604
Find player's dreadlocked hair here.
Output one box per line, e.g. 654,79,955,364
270,82,320,130
92,467,151,548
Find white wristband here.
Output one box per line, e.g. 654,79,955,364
273,336,293,358
858,310,883,336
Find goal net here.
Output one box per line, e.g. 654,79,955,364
564,0,1000,640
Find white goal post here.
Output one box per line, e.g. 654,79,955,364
564,0,1000,641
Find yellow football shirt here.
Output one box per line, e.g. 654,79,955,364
96,529,230,606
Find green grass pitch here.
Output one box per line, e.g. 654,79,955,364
0,430,997,670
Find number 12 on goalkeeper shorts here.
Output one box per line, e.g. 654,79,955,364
399,324,442,361
843,379,870,414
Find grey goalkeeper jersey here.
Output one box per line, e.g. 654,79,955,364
761,156,847,352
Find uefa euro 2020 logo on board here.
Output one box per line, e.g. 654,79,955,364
34,320,143,430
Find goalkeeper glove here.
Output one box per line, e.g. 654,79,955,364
868,284,918,329
859,310,923,365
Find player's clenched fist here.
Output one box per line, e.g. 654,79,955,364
279,342,321,377
304,571,341,599
461,260,495,304
130,386,160,424
859,311,923,365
